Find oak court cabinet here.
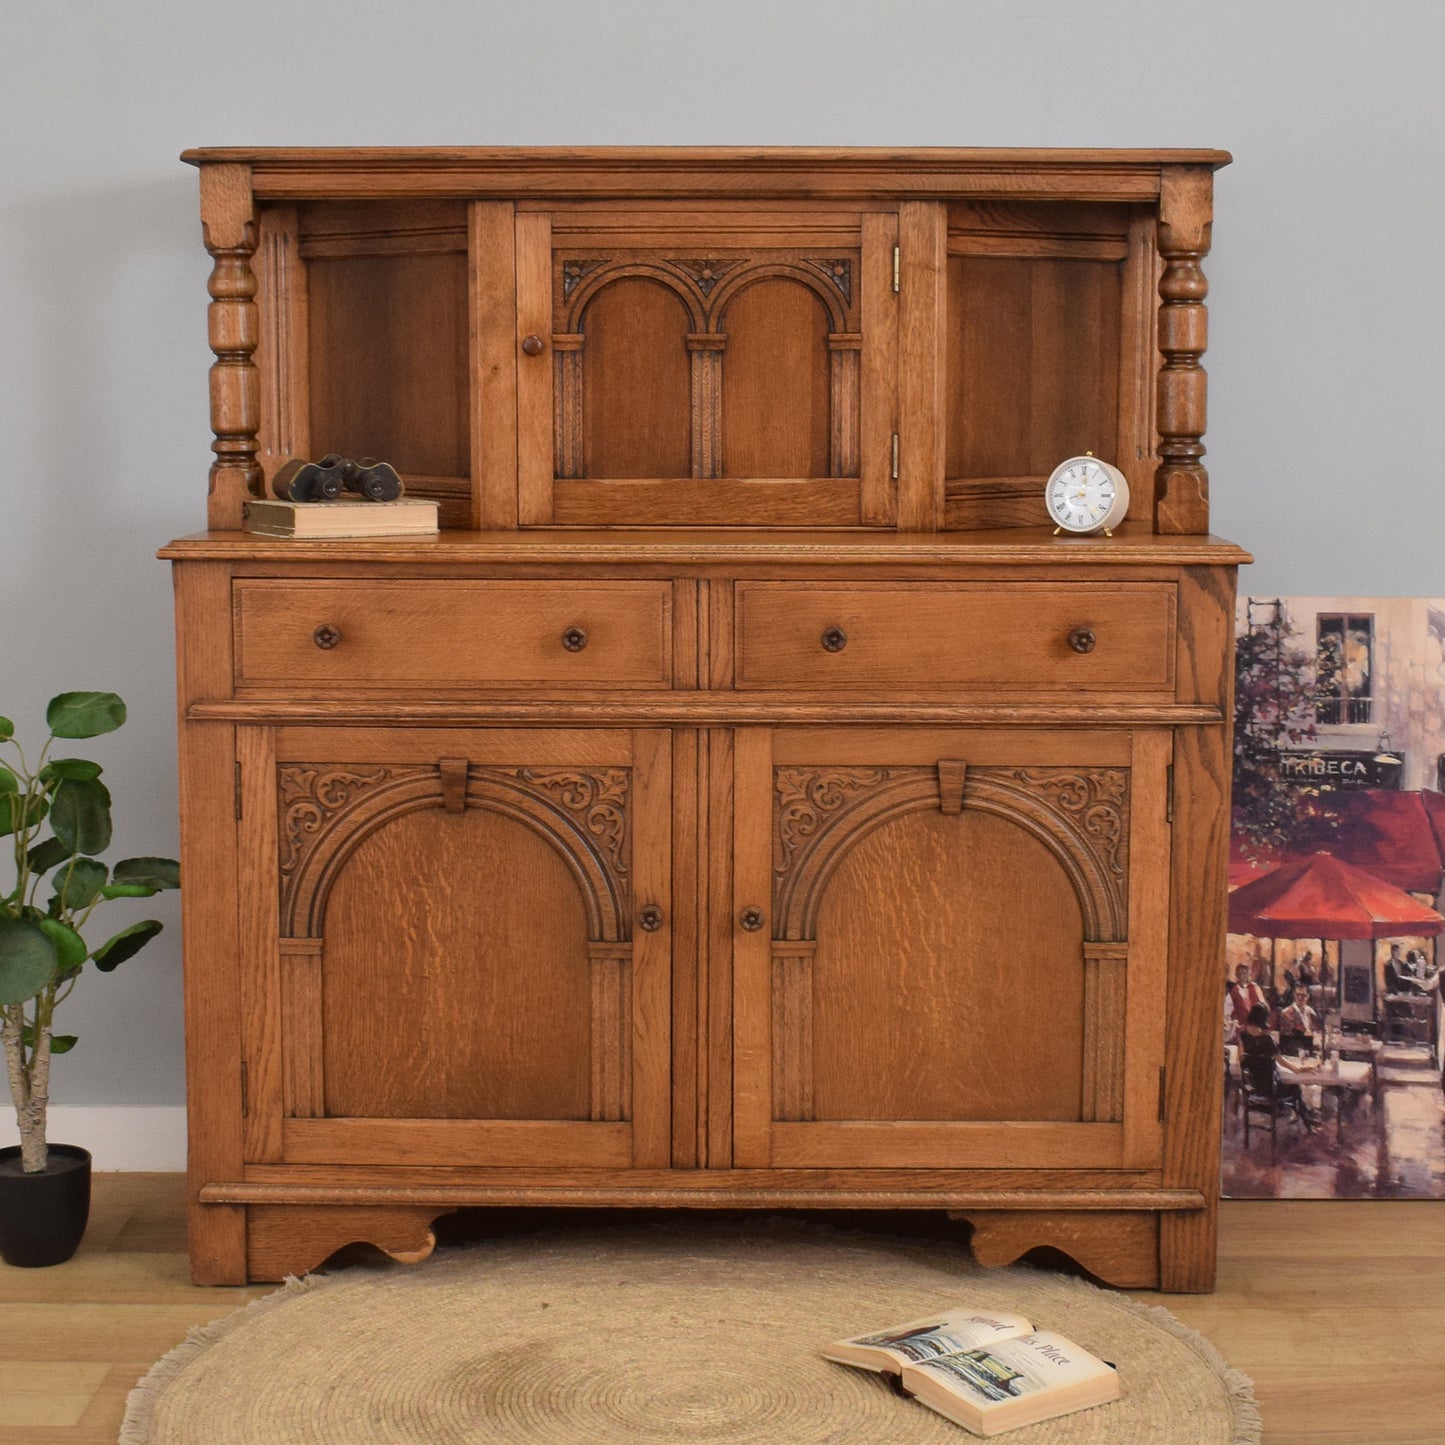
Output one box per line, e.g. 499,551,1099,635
162,147,1247,1288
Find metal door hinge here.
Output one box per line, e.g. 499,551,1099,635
892,245,900,292
1158,1066,1167,1122
234,760,243,821
240,1059,249,1118
1165,764,1174,824
891,433,900,480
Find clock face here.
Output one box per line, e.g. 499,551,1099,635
1045,457,1128,534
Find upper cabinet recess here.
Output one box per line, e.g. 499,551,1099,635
187,147,1228,535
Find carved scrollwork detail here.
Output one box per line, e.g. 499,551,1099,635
279,766,394,878
561,258,607,297
1006,768,1129,883
557,253,858,334
774,767,894,879
771,763,1132,944
671,257,745,297
512,767,632,889
277,763,633,943
811,257,852,302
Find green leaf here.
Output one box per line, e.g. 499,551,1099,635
91,919,162,973
0,765,16,795
112,857,180,891
0,790,47,839
22,1025,77,1054
0,918,58,1004
50,858,107,912
49,778,112,856
46,692,126,739
100,882,156,899
0,717,13,742
26,837,74,876
37,917,87,972
39,758,104,785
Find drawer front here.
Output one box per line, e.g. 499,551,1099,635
735,582,1175,692
234,580,671,689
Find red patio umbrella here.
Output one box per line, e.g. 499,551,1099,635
1318,790,1445,896
1228,851,1445,939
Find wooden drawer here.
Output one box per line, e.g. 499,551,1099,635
234,580,671,690
734,582,1175,692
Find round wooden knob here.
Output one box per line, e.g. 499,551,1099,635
739,906,766,932
1068,626,1097,654
638,904,664,932
313,624,342,650
561,627,588,652
521,335,545,357
820,627,848,653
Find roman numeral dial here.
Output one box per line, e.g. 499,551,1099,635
1045,455,1131,535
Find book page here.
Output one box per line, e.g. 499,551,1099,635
824,1308,1033,1372
908,1330,1117,1408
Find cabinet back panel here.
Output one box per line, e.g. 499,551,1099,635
320,809,592,1121
581,278,693,478
721,278,834,480
810,809,1085,1122
306,249,469,481
945,256,1120,480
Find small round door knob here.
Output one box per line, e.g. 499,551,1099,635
820,627,848,653
1067,627,1097,654
313,624,342,650
561,627,588,652
521,334,545,356
639,904,664,932
739,906,766,932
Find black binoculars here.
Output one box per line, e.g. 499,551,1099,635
272,454,405,503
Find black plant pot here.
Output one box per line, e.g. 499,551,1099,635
0,1144,92,1267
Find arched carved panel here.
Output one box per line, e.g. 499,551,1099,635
278,763,632,941
552,250,861,481
720,277,833,480
575,276,693,478
772,763,1129,943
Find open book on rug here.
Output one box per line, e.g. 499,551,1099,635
823,1306,1121,1437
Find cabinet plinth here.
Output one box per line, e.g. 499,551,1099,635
171,147,1243,1290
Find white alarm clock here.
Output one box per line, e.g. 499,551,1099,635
1045,455,1130,536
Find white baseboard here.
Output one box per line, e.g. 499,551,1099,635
0,1106,187,1171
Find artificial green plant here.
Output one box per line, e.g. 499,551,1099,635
0,692,178,1173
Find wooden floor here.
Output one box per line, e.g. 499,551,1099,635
0,1178,1441,1444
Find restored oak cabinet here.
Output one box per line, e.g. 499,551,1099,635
164,148,1247,1289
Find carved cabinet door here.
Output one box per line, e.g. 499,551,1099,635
512,204,899,528
732,726,1172,1172
236,725,671,1171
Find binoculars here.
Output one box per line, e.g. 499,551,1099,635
272,454,405,503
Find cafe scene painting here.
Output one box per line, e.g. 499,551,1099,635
1225,596,1445,1199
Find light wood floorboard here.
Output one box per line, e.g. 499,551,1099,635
0,1177,1440,1442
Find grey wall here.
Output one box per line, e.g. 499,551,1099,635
1,0,1439,1107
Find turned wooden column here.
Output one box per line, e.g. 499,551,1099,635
1154,167,1214,534
199,164,261,531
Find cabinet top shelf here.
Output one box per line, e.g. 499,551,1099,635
159,526,1251,568
181,145,1230,200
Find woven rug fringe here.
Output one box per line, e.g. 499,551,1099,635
120,1274,324,1445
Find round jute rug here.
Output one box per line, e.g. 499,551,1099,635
123,1224,1259,1444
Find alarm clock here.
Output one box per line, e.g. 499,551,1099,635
1045,455,1130,535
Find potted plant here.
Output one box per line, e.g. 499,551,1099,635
0,691,178,1266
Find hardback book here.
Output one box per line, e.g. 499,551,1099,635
823,1307,1121,1437
243,498,439,538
